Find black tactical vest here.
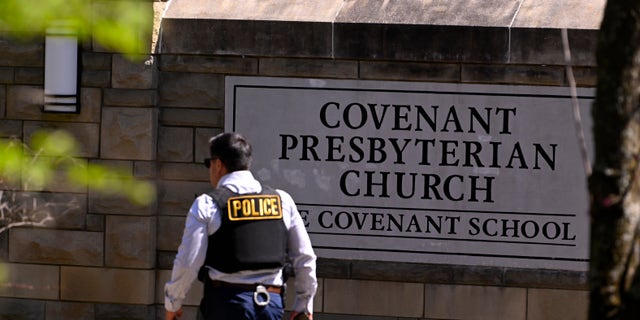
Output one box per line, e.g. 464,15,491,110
203,186,287,273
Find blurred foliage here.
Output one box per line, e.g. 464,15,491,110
0,0,155,286
0,0,152,56
0,130,155,206
0,0,155,203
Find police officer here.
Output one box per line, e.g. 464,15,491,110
165,132,317,320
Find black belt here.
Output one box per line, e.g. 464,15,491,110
209,280,282,294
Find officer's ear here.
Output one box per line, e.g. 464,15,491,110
214,158,229,175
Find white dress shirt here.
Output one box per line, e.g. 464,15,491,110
164,170,317,314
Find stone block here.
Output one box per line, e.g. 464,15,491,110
513,0,604,29
159,163,208,182
79,87,103,122
0,263,59,300
6,86,101,123
360,61,460,82
23,121,100,158
104,89,156,107
452,265,503,286
14,67,43,85
161,19,333,58
351,261,451,283
424,284,526,320
337,0,519,26
0,297,45,320
105,215,156,268
45,301,94,320
164,0,345,22
88,190,154,216
0,85,5,118
284,277,323,313
0,67,13,84
564,29,599,67
504,268,587,290
316,258,351,278
323,279,424,317
156,270,203,306
157,215,188,251
0,37,43,67
6,85,42,119
0,232,7,261
0,120,22,138
160,108,223,128
527,288,588,320
82,52,112,70
112,54,157,89
22,162,87,193
89,159,134,173
334,23,509,63
158,72,223,108
157,251,177,269
61,266,155,304
158,126,193,162
461,64,565,86
259,58,358,79
509,28,598,66
86,214,105,232
160,55,258,74
82,70,111,87
157,180,211,215
9,228,103,266
572,67,597,87
10,192,88,230
100,107,156,160
195,128,222,162
95,303,156,320
134,161,157,179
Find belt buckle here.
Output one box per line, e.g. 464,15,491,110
253,285,270,306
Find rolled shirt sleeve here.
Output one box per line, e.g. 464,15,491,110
164,196,212,312
279,190,318,314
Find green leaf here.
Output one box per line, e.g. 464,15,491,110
0,141,26,183
30,130,78,157
0,0,152,55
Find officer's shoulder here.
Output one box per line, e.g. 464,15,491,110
268,187,294,203
193,192,215,207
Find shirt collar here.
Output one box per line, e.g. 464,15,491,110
216,170,262,194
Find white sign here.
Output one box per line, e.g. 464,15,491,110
225,76,594,271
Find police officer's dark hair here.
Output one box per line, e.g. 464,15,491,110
209,132,252,171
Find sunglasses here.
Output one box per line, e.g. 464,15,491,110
203,157,217,168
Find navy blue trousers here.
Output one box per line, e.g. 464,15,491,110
199,285,284,320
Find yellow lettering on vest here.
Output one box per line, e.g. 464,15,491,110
251,199,262,217
270,198,279,216
227,195,283,221
261,198,271,215
231,200,242,218
242,199,252,216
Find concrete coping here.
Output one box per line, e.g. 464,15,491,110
162,0,604,29
159,0,604,65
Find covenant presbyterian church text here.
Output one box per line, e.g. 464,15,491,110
279,101,557,204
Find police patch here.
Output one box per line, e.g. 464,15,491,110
227,194,283,221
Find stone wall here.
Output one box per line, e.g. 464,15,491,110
0,1,159,318
0,0,603,319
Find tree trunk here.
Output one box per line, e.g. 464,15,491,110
589,0,640,319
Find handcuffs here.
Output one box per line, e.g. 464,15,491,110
253,285,271,306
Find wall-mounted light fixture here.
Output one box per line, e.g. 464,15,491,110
43,21,80,113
